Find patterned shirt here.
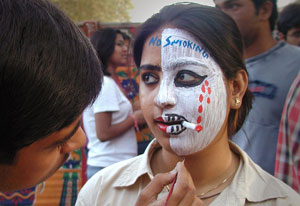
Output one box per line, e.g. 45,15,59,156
275,73,300,193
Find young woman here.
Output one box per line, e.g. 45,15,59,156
83,28,145,179
77,4,300,205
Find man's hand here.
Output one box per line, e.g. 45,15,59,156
135,162,203,206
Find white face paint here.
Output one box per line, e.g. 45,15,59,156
156,28,227,156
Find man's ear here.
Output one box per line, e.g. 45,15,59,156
228,70,248,109
277,32,286,41
258,0,273,21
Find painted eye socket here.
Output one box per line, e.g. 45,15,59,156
175,70,207,87
141,73,159,85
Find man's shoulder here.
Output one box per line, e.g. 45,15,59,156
279,42,300,57
247,42,300,64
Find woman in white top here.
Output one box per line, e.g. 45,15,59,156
83,28,145,179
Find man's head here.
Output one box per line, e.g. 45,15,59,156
277,3,300,46
215,0,277,48
0,0,102,191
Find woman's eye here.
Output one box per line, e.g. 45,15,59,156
141,73,159,85
116,41,125,46
175,70,207,87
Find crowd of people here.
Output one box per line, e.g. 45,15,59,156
0,0,299,205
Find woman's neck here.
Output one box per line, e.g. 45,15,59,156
107,65,116,77
188,138,239,190
151,135,239,199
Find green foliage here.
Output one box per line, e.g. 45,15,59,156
50,0,133,22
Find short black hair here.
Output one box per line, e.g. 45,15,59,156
277,2,300,37
90,28,122,76
0,0,103,164
252,0,278,31
134,3,253,137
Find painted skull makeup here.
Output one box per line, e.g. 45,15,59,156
157,28,227,156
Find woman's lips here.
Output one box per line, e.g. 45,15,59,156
157,123,168,133
155,117,164,122
154,116,185,134
155,117,168,133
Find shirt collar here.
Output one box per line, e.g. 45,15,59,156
113,139,160,187
113,140,289,203
216,142,289,205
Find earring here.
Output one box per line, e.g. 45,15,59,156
235,97,241,106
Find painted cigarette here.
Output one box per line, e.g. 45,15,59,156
181,121,203,133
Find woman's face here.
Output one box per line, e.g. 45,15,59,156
139,28,229,156
109,33,128,66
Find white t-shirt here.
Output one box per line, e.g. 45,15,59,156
83,76,137,167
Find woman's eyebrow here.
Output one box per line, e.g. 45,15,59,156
139,64,161,71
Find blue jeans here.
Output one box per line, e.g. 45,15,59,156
87,165,104,179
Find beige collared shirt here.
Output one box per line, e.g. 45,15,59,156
76,140,300,206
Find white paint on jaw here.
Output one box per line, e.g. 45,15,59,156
157,28,227,156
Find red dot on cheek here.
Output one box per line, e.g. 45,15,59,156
198,105,203,113
201,85,205,93
205,80,209,86
207,97,211,104
197,116,202,124
199,94,203,102
196,125,203,133
208,87,211,94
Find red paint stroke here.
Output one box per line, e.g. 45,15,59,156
195,125,203,133
198,105,203,113
199,94,203,103
205,80,209,86
208,87,211,95
201,84,206,93
197,116,202,124
207,97,211,104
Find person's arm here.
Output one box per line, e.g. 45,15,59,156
95,110,145,142
135,162,203,206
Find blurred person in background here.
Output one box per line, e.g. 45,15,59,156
83,28,145,179
277,2,300,46
275,73,300,193
215,0,300,176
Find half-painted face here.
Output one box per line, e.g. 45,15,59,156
140,28,227,156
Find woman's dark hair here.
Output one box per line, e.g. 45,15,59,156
90,28,123,76
134,3,253,137
277,2,300,37
0,0,103,164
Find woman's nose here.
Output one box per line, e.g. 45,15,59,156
155,80,176,108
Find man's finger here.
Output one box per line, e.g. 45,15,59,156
135,172,177,206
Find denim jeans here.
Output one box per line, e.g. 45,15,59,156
87,165,104,179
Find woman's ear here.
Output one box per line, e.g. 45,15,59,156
228,70,248,109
